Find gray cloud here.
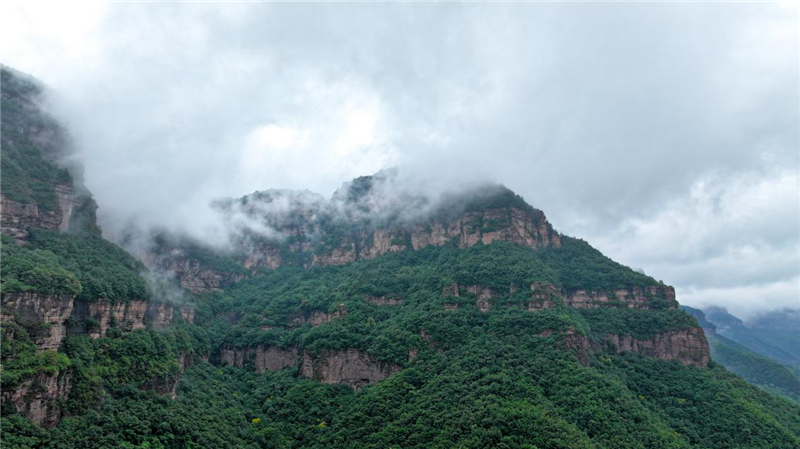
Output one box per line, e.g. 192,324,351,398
5,2,798,319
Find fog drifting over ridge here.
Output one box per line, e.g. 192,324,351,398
3,2,798,320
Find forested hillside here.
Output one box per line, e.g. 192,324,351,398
2,66,799,448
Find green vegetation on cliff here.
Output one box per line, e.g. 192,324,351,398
1,231,149,301
0,68,72,211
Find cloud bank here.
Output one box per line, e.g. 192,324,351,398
3,2,797,319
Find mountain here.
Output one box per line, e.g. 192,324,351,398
701,307,800,369
2,66,800,448
683,306,800,403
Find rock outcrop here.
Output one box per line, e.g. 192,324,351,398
564,286,677,310
141,252,246,295
217,345,298,373
289,305,347,327
300,349,401,389
68,299,147,338
1,370,72,428
0,183,78,240
2,293,194,348
439,282,676,312
364,294,403,306
0,293,75,350
599,328,710,367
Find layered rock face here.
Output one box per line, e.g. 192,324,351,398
599,328,710,368
1,293,194,348
68,299,147,337
300,349,401,390
217,345,298,373
287,305,347,327
364,294,403,306
0,185,75,240
154,179,563,294
141,251,245,295
0,293,75,350
564,286,676,309
536,327,709,368
441,282,679,312
282,205,560,269
0,370,72,428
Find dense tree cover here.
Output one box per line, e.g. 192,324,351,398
707,334,800,403
210,241,669,365
1,322,70,389
6,339,800,448
20,230,150,301
600,355,800,448
4,220,800,447
0,68,72,211
682,306,800,403
536,236,659,291
578,308,699,340
59,325,212,416
1,235,82,295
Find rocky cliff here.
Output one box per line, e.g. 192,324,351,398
216,345,298,373
0,370,72,428
1,292,195,349
0,184,79,240
598,328,710,368
140,249,246,295
441,282,678,312
300,349,401,390
150,179,563,293
0,292,75,350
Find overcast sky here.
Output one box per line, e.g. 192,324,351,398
3,1,798,320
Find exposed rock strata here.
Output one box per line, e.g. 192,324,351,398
300,349,401,389
0,292,75,350
365,294,403,306
599,328,710,368
141,252,245,295
217,345,298,373
2,293,194,348
0,184,75,240
290,305,347,327
0,370,72,428
564,286,677,310
441,282,677,311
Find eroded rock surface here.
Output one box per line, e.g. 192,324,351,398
300,349,401,389
217,345,298,373
0,184,75,240
1,370,72,428
600,328,710,367
1,292,75,350
365,294,403,306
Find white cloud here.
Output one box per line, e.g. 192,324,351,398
4,2,798,318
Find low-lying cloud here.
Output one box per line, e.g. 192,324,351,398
4,2,798,319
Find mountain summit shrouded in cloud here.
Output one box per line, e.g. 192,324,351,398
3,2,797,318
3,3,800,447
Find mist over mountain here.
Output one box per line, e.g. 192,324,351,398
2,2,800,448
4,2,797,319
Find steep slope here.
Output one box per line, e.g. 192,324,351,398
1,67,201,427
139,172,561,294
2,66,800,448
683,306,800,403
703,307,800,369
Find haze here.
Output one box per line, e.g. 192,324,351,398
2,1,798,320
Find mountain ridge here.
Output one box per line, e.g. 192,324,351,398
2,66,800,448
